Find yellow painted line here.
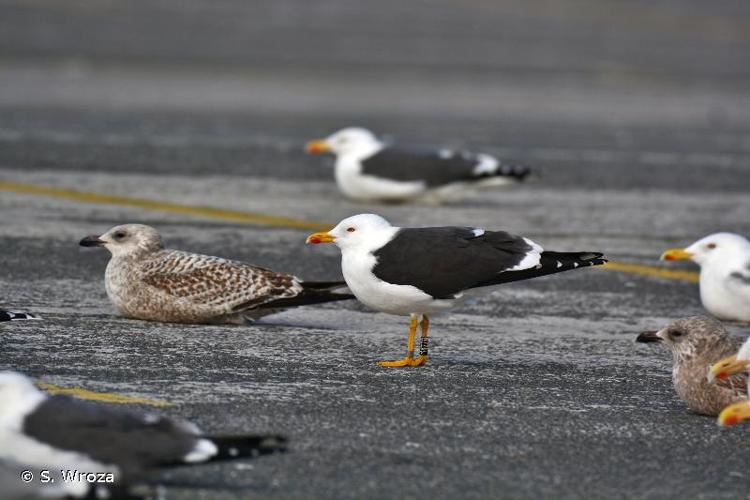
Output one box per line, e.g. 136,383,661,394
602,261,699,283
1,180,700,284
0,180,329,230
37,382,172,407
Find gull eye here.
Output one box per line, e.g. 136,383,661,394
346,227,356,233
707,243,717,250
671,330,684,338
113,231,127,240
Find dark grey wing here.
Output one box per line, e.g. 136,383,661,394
23,397,201,477
372,227,538,298
729,262,750,285
360,148,489,187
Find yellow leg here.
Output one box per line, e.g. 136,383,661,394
409,315,429,367
378,315,419,367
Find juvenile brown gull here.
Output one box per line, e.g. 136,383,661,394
636,316,747,416
80,223,352,324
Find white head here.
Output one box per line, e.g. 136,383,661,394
306,214,398,252
662,232,750,267
305,127,382,158
0,372,45,428
79,223,165,258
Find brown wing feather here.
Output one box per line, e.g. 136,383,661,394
140,250,302,312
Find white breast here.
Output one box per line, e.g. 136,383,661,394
700,266,750,321
104,257,133,312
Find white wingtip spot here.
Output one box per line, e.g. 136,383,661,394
573,262,579,268
184,439,218,463
471,228,485,237
556,261,563,268
472,153,499,175
229,447,239,457
143,413,159,424
438,149,454,159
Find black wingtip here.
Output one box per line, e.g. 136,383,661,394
208,434,288,461
496,162,532,181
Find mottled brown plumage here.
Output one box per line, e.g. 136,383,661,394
637,316,747,416
80,224,352,324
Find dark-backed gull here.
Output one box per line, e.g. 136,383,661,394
306,213,605,367
0,371,286,498
0,310,41,322
305,127,530,203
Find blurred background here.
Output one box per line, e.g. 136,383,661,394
1,0,748,191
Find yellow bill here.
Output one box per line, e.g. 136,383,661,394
306,231,336,244
305,139,332,154
660,248,694,261
718,401,750,427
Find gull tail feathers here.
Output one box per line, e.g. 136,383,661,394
257,281,354,309
475,251,607,287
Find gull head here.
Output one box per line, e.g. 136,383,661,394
636,316,728,363
306,214,396,252
0,371,45,426
80,223,165,258
661,232,750,267
305,127,381,157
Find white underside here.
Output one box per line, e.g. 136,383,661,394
341,248,460,315
699,267,750,322
335,157,425,201
334,156,515,203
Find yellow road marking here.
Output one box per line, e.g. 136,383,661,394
602,261,699,283
37,382,172,407
2,180,700,284
0,180,329,230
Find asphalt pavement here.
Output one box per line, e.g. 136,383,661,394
1,1,750,498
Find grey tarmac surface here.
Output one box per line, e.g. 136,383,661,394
2,1,750,499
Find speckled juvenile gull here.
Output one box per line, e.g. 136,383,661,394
661,233,750,322
305,127,530,203
307,213,606,367
80,223,353,324
637,316,747,416
0,371,286,499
